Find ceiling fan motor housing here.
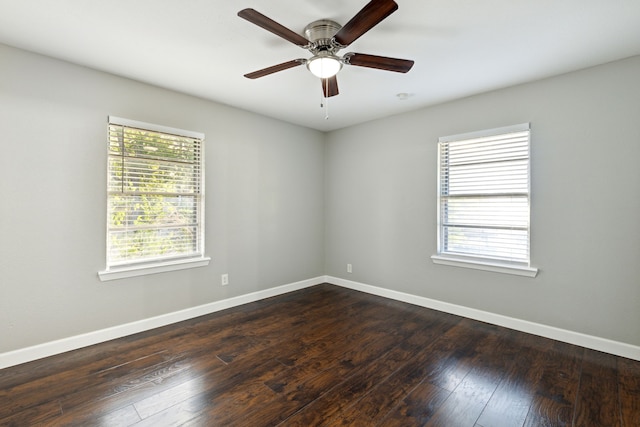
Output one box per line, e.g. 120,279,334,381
304,20,342,54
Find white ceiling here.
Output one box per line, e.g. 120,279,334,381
1,0,639,131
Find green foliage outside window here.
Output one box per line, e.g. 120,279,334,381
107,124,202,266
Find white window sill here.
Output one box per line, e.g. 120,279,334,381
431,254,538,278
98,256,211,282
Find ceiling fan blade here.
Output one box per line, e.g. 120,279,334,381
238,9,309,47
322,76,339,97
244,59,305,79
345,53,414,73
333,0,398,47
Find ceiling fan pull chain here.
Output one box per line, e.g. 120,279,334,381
320,79,329,120
324,93,330,120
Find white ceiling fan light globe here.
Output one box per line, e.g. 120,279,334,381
307,55,342,79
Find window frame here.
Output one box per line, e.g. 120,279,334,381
431,123,538,277
99,116,209,281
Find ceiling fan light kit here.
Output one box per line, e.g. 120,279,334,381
307,53,342,79
238,0,414,99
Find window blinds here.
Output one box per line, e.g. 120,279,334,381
106,117,204,267
438,124,531,264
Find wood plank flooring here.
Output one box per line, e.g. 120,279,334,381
1,283,639,426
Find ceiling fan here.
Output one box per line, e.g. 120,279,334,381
238,0,414,98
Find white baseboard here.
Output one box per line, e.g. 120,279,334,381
0,276,324,370
3,275,638,369
326,276,640,361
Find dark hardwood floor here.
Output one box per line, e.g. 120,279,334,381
1,284,639,426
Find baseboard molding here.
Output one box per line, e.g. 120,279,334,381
326,276,640,361
3,275,638,369
0,276,324,370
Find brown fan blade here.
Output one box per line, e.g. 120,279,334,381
345,53,414,73
238,9,309,47
321,76,339,97
244,60,305,79
333,0,398,47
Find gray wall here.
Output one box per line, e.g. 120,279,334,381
0,44,325,353
2,41,639,354
325,56,640,346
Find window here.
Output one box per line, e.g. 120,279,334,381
431,123,537,277
99,117,209,281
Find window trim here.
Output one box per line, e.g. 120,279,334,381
98,116,209,281
432,123,538,277
430,254,538,277
98,256,211,281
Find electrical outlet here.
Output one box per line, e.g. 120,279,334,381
347,264,352,273
221,273,229,286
